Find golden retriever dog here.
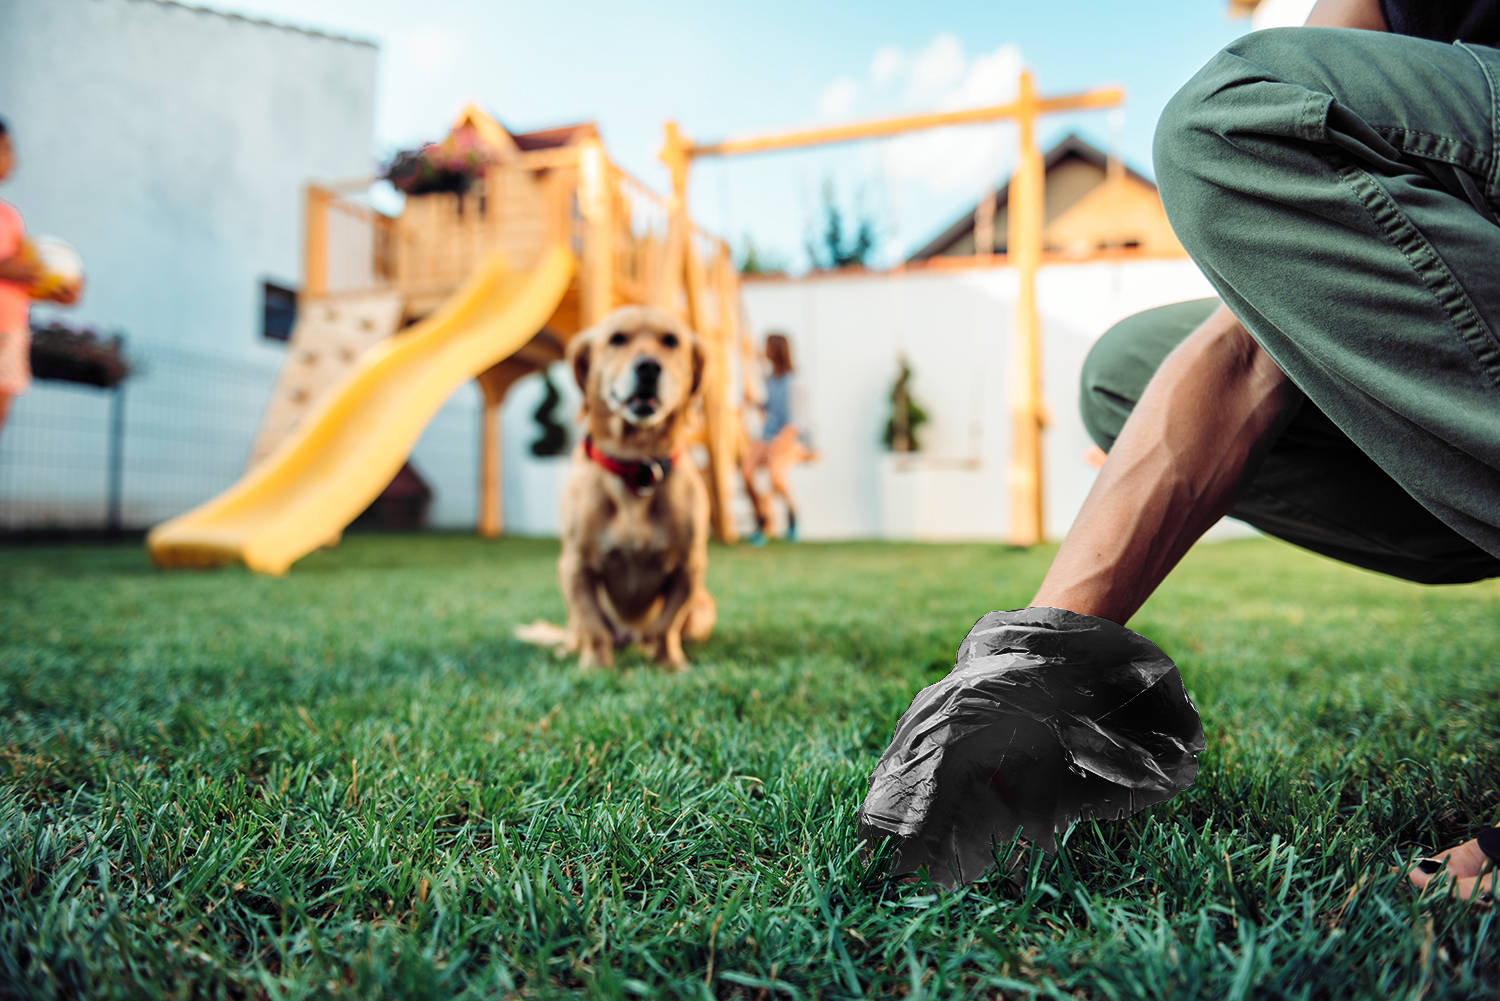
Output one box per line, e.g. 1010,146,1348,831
517,306,716,669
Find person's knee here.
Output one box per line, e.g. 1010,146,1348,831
1079,324,1140,452
1078,300,1214,450
1154,28,1315,253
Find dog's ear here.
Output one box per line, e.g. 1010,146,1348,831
567,329,592,394
689,332,707,399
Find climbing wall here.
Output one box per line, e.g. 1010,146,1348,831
247,292,405,470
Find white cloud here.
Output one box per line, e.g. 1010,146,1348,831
869,45,905,85
800,34,1033,261
904,33,965,104
884,42,1024,196
817,77,861,119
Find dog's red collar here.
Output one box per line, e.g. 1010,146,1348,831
584,436,678,494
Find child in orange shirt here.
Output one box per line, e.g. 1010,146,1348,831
0,118,81,437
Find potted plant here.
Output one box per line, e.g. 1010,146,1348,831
529,369,570,457
882,354,928,453
382,124,500,197
28,320,131,388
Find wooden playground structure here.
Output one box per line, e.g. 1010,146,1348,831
264,105,750,544
149,71,1123,573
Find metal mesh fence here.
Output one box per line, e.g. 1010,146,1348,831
0,340,486,535
0,342,279,532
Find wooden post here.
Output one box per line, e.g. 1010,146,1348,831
579,138,614,325
701,245,740,543
974,186,996,257
304,184,331,297
656,121,692,313
478,399,503,539
542,167,569,248
1007,71,1047,546
661,122,739,541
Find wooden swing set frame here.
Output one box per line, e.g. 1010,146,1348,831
657,71,1122,545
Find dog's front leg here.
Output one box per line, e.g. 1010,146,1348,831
560,554,617,669
647,568,697,670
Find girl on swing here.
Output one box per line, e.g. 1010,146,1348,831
740,332,814,544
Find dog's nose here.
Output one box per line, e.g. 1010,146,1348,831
634,357,661,384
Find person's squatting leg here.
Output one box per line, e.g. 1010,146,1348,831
1080,300,1500,584
1154,28,1500,561
1035,26,1500,894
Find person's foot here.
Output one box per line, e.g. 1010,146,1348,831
746,528,767,547
1408,828,1500,903
785,523,799,542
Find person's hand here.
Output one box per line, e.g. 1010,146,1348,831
0,253,42,287
49,279,83,305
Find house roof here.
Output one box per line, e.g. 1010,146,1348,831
905,133,1155,262
449,104,599,154
510,122,600,151
142,0,377,48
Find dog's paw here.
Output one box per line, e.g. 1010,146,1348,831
578,637,616,669
650,637,688,672
514,620,571,651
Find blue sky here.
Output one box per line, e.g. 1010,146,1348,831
219,0,1254,267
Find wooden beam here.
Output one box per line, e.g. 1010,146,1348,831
1006,71,1047,547
579,139,615,325
687,87,1122,160
304,184,332,297
654,121,692,312
478,399,502,539
474,358,534,539
694,245,736,543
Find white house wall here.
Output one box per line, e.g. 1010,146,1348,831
0,0,379,528
734,258,1224,542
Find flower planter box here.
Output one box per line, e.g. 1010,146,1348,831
28,323,131,388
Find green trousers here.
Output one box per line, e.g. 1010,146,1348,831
1082,27,1500,585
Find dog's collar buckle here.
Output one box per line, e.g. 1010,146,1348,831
585,436,676,495
632,458,668,492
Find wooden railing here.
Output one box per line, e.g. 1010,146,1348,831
302,143,740,342
302,145,586,304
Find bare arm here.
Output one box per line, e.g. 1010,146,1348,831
1304,0,1387,29
1031,306,1301,624
0,254,40,286
1028,0,1387,624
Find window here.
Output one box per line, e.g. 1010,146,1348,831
262,280,298,342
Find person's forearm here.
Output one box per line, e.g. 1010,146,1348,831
1031,306,1301,624
0,259,33,284
1304,0,1386,29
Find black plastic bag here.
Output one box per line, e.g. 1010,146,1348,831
857,607,1205,887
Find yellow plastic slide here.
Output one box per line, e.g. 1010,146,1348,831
148,246,575,575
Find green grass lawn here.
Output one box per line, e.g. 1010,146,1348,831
1,534,1497,999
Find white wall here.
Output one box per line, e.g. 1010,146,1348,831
733,258,1226,542
0,0,379,528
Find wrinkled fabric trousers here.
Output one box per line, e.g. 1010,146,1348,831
1082,28,1500,584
